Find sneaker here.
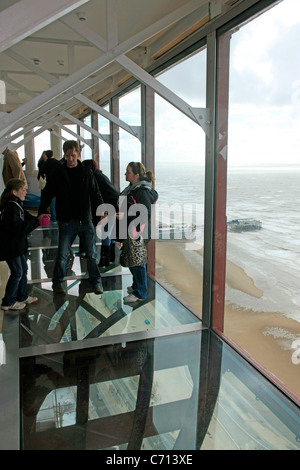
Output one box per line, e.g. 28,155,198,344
123,294,145,303
1,301,26,311
24,296,38,305
74,251,86,258
93,284,103,294
53,284,66,295
127,286,134,293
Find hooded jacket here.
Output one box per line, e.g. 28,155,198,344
38,159,103,223
0,194,39,260
117,180,158,241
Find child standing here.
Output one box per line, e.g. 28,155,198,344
0,179,48,311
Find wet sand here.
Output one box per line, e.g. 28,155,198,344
155,240,300,402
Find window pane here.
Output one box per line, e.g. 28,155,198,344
224,0,300,399
119,87,141,191
154,50,206,318
98,106,111,178
34,128,50,169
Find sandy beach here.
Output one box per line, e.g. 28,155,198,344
155,240,300,402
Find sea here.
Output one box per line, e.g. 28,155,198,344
154,162,300,325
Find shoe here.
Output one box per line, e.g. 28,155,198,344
1,301,26,311
123,294,145,303
74,251,86,258
53,284,66,295
93,284,103,294
24,296,38,305
127,286,134,293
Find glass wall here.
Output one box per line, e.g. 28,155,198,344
223,0,300,398
98,105,110,178
154,50,207,317
80,115,92,160
34,128,51,169
119,87,141,191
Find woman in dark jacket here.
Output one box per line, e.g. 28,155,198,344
117,161,158,303
0,179,48,310
81,159,120,266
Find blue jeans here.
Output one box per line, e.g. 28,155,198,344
49,197,56,222
53,219,101,286
2,255,28,306
129,264,147,299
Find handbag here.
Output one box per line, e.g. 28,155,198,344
38,175,46,190
119,236,148,267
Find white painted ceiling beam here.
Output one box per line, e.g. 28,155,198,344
0,0,203,138
61,111,110,145
64,9,210,134
9,118,57,151
0,103,69,149
56,122,92,148
0,0,91,54
76,94,142,141
117,55,210,135
4,49,59,85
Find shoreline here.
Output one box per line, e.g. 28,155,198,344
155,240,300,401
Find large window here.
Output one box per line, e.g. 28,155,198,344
224,0,300,398
98,106,111,178
34,128,51,169
154,50,207,317
119,87,141,191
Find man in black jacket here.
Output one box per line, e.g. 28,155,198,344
38,140,104,295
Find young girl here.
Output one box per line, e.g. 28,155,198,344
0,179,48,311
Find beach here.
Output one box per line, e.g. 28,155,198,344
155,239,300,402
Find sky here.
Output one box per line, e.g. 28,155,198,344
12,0,300,171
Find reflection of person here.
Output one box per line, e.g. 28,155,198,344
40,150,60,223
38,140,104,295
0,179,48,310
2,148,26,185
117,162,158,303
81,159,120,266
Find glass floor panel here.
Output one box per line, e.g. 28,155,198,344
19,276,200,349
20,329,300,450
27,227,125,282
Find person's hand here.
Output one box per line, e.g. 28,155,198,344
116,212,124,220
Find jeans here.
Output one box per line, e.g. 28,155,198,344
129,264,147,299
53,219,101,286
49,197,56,222
2,255,28,306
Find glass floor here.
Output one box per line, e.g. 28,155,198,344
0,225,299,450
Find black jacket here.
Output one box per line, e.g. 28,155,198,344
40,157,61,183
0,196,39,260
38,160,103,223
93,169,119,208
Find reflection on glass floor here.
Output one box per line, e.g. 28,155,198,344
20,276,199,348
20,329,300,450
10,226,300,450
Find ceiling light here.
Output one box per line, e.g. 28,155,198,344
32,58,41,66
76,11,86,21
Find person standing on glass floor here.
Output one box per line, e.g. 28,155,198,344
38,140,104,295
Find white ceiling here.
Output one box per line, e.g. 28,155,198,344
0,0,233,145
